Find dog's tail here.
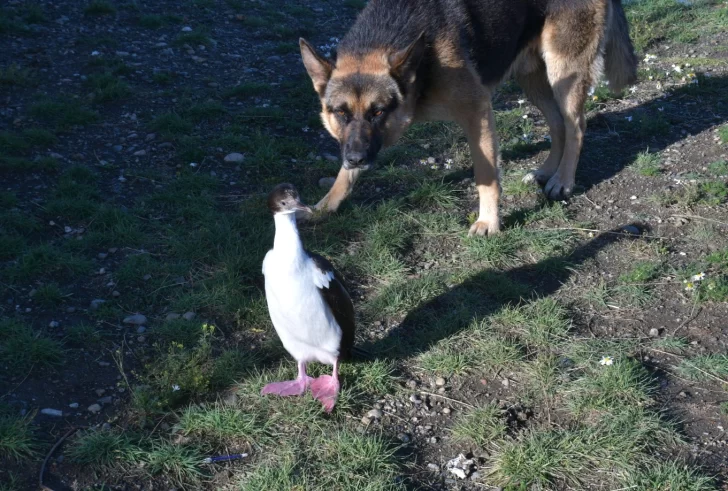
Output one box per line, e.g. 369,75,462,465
604,0,638,93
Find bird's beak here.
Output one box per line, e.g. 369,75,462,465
294,201,313,219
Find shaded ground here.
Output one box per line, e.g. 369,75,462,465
1,0,728,490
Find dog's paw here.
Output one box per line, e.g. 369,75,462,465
543,174,574,201
468,218,500,237
522,170,552,187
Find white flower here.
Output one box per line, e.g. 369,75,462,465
683,279,695,291
658,107,664,112
625,116,633,122
172,385,180,392
431,164,438,170
600,356,614,366
643,54,657,63
522,114,528,119
302,126,310,133
419,159,427,165
691,272,706,281
189,162,198,167
517,99,526,106
672,64,683,74
629,86,637,94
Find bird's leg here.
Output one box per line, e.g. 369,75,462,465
261,361,312,397
311,359,340,413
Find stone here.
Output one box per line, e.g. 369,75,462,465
182,311,196,321
442,407,451,415
133,149,146,157
224,152,245,164
90,299,106,310
98,396,113,405
649,327,660,337
435,376,446,387
69,403,79,409
95,388,106,397
48,321,59,328
123,314,147,325
361,415,373,425
182,26,193,31
41,408,63,417
166,313,181,321
397,433,411,443
136,326,146,334
409,394,422,405
87,404,102,413
318,177,336,188
366,408,383,420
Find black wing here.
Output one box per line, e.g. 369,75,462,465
307,250,356,360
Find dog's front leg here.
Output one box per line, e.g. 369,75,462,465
314,166,363,213
462,104,501,236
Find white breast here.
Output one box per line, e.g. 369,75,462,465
263,249,342,366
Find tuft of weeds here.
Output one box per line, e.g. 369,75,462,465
451,404,507,448
624,461,715,491
210,350,258,389
154,319,206,347
87,72,132,103
149,111,193,137
707,160,728,177
406,180,458,209
0,64,35,86
84,1,116,16
174,30,212,46
142,440,205,486
34,283,64,307
718,125,728,144
490,298,571,349
0,413,39,460
176,404,269,444
223,82,270,99
568,358,654,416
0,319,63,370
365,273,447,318
632,149,662,176
619,261,663,284
677,354,728,382
29,99,98,130
638,113,670,138
67,429,142,467
698,181,728,206
65,323,102,347
0,234,24,261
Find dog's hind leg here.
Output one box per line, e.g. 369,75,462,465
461,100,501,237
539,1,608,201
515,54,566,188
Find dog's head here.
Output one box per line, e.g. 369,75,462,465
300,35,425,170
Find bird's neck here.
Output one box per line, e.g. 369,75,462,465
273,212,304,257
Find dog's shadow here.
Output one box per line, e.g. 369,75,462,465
358,223,642,361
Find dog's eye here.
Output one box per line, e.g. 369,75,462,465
336,109,346,117
373,109,384,117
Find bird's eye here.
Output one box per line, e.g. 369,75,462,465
373,109,383,117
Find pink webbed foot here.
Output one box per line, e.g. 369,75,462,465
260,361,312,397
260,377,312,397
310,374,340,413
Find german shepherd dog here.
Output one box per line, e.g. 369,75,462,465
299,0,637,235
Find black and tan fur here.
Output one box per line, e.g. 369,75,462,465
300,0,637,235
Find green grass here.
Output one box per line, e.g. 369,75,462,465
451,404,507,447
708,160,728,176
0,64,35,86
677,354,728,382
174,30,211,46
84,1,116,16
142,440,205,486
65,323,102,347
34,283,64,307
67,430,142,467
0,319,63,371
29,99,98,130
87,72,132,102
624,461,715,491
718,125,728,143
176,404,269,444
149,111,193,137
632,149,662,176
0,413,39,460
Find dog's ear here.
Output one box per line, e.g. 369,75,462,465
388,32,426,83
300,38,333,97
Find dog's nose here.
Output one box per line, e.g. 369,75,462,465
345,152,366,167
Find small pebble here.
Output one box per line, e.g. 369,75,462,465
41,408,63,417
224,152,245,164
137,326,146,334
69,403,79,409
98,396,113,405
123,314,147,325
48,321,59,328
366,409,383,420
649,327,660,337
87,404,102,413
95,389,106,397
442,408,451,415
409,394,422,405
183,311,196,321
435,376,446,387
